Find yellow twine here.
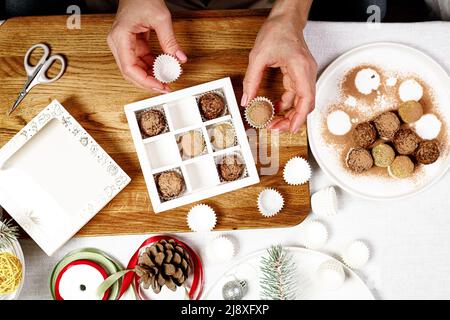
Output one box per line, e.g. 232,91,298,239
0,252,23,294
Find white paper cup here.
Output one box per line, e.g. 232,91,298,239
316,259,346,290
311,186,338,217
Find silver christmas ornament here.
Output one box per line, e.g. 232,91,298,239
222,280,247,300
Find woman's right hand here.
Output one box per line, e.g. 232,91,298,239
107,0,187,93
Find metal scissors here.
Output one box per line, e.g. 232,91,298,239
8,43,66,115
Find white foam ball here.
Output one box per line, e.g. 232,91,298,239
327,110,352,136
355,68,381,95
399,79,423,102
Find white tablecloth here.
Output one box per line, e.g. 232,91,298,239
17,21,450,300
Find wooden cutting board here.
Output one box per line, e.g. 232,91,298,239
0,10,310,236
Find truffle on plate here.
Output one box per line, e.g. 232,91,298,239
346,148,374,173
388,156,415,179
210,123,236,150
180,131,205,158
157,171,185,199
139,109,166,137
352,122,377,148
393,128,421,155
218,155,245,181
199,92,225,120
373,111,400,140
371,143,395,167
398,101,423,124
415,140,440,165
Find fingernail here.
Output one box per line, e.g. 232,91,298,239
175,50,187,62
241,93,248,107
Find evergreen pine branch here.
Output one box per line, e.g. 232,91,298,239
0,218,20,250
259,245,298,300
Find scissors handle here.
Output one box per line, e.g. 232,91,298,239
24,43,50,76
36,54,66,84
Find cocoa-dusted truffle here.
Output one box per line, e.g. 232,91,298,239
372,143,395,167
210,123,236,150
199,92,225,120
393,128,421,155
139,109,166,137
415,140,440,165
398,101,423,124
352,122,377,148
180,131,205,158
218,155,244,181
245,100,274,128
373,111,401,140
157,171,184,199
346,148,374,173
388,156,414,179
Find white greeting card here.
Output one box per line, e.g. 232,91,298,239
0,100,131,255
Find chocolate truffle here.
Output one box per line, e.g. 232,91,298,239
398,101,423,124
211,123,236,150
139,109,166,137
373,111,401,140
199,92,225,120
388,156,414,179
180,131,205,158
352,122,377,148
415,140,440,165
245,100,274,128
218,155,244,181
393,128,421,155
372,143,395,167
157,171,184,199
346,148,374,173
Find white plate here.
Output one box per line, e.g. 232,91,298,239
0,100,131,255
308,42,450,200
203,247,374,300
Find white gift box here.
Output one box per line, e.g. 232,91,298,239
0,100,131,255
125,77,260,213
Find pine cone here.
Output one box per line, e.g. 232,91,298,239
135,239,192,294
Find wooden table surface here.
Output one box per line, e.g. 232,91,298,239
0,10,310,237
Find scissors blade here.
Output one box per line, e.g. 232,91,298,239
8,89,27,116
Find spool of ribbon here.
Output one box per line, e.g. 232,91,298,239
97,235,204,300
50,248,123,300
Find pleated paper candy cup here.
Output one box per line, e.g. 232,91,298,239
342,240,370,270
316,259,346,290
153,53,182,84
311,186,338,218
257,188,284,217
245,96,274,129
205,236,235,264
303,220,328,249
187,204,217,232
283,156,312,186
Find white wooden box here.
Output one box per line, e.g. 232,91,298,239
125,78,259,213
